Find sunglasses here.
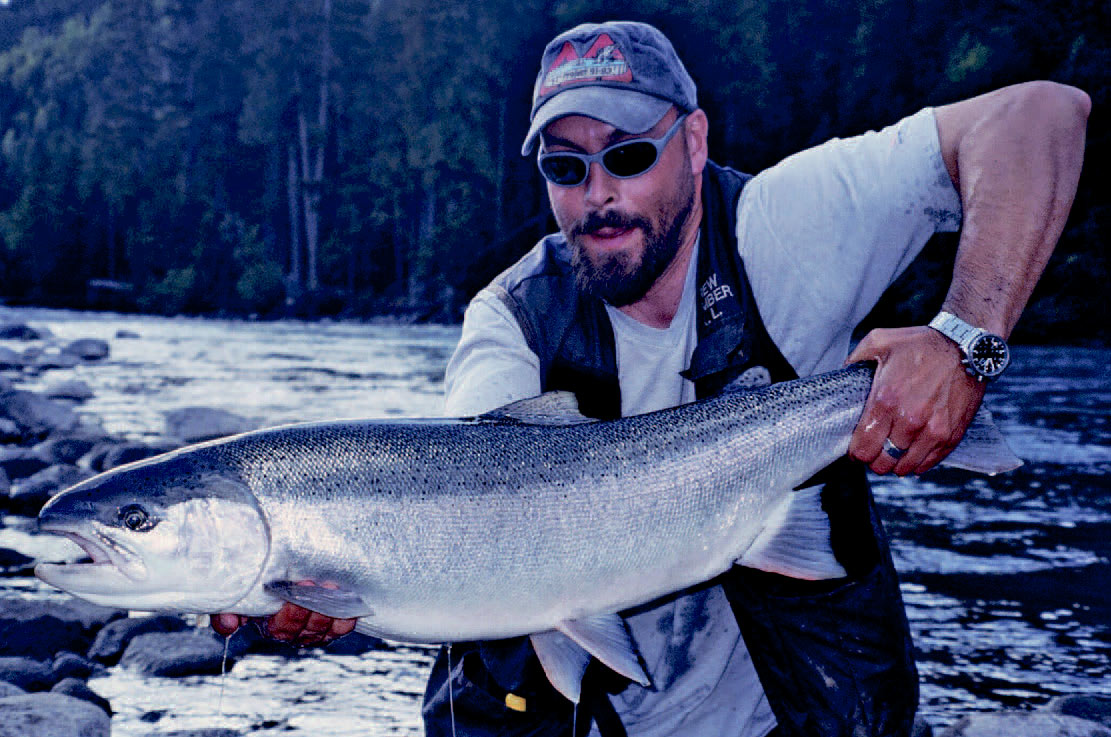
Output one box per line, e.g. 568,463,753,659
537,114,689,187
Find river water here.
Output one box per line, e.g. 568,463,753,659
1,307,1107,734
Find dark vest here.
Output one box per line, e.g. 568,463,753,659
423,162,918,737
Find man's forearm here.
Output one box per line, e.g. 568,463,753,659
935,81,1090,336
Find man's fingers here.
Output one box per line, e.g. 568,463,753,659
211,613,246,636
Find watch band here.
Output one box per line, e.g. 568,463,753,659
928,311,983,353
928,310,1009,381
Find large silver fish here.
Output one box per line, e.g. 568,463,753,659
35,363,1020,701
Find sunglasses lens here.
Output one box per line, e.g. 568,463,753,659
539,155,587,186
603,142,658,178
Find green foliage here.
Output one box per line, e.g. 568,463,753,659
0,0,1105,339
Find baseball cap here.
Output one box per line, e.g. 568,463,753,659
521,21,698,155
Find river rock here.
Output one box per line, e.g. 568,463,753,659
0,692,110,737
50,677,112,716
0,447,50,481
0,323,49,341
115,329,140,339
0,466,9,495
144,730,241,737
0,347,25,370
50,652,101,681
88,614,190,664
0,390,79,439
0,681,25,697
1047,697,1111,729
61,339,110,362
0,417,21,443
0,657,53,691
0,596,124,660
8,464,95,514
939,712,1111,737
34,431,112,465
0,547,34,575
120,629,236,677
42,380,95,402
164,407,256,443
33,351,81,371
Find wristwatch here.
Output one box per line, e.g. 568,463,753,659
928,311,1011,382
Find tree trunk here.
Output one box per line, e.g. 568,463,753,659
286,143,303,292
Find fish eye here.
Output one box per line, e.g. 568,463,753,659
118,504,153,532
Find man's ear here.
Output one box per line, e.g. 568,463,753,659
684,109,709,175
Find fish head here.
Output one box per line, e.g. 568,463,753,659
35,455,270,613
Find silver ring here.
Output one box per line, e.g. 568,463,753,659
883,438,907,461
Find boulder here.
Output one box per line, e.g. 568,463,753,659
0,657,53,691
0,547,35,575
0,596,124,660
0,447,50,481
61,339,110,362
0,323,49,341
120,629,236,677
0,418,22,443
33,351,81,371
0,692,110,737
164,407,256,443
940,712,1111,737
34,431,113,466
0,347,25,370
1047,697,1111,729
88,614,190,664
42,380,95,402
8,464,95,515
50,678,112,716
50,651,102,681
0,390,79,439
0,681,25,697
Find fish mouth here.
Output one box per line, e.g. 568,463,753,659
35,523,148,592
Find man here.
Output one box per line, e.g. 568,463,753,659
215,19,1088,737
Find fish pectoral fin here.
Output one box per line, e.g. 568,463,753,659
738,486,848,580
940,404,1023,475
477,392,596,426
530,630,592,703
264,580,373,619
558,614,650,688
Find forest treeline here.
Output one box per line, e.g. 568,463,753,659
0,0,1106,340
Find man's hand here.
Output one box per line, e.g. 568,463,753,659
846,326,986,476
210,582,357,647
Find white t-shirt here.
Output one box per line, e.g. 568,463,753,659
442,107,961,737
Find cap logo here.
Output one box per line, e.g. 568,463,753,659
539,34,633,96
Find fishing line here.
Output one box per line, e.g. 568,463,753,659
446,643,457,737
217,632,231,715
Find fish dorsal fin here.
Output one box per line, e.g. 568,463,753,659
738,486,848,580
940,404,1023,475
264,580,374,619
720,365,772,394
478,392,596,426
530,630,592,703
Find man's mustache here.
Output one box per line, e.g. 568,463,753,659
571,210,651,239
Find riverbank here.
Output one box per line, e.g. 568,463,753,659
1,310,1109,736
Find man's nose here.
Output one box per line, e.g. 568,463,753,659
583,161,618,209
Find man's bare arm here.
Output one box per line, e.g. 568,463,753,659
849,81,1090,476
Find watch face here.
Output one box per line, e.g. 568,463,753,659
969,334,1010,378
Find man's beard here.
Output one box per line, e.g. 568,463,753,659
565,173,696,307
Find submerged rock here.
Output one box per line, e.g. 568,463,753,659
940,712,1111,737
33,351,81,371
164,407,256,443
0,692,110,737
42,380,95,402
120,629,236,677
0,323,49,341
61,339,110,362
88,614,190,664
34,431,113,466
0,547,35,575
0,447,50,481
0,347,25,370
